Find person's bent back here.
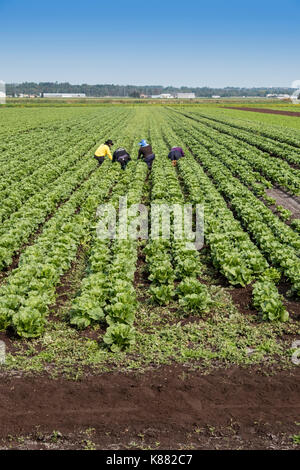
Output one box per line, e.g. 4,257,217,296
94,139,114,166
113,147,131,170
138,139,155,170
168,146,184,166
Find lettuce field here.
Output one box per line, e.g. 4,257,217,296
0,103,299,450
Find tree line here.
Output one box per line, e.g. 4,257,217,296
6,82,294,98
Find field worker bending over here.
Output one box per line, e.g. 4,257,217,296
138,139,155,170
94,139,114,166
113,147,131,170
168,146,185,167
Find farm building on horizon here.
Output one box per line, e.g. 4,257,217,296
151,92,196,99
266,93,291,100
42,93,86,98
0,80,6,104
174,92,196,99
151,93,174,99
159,93,174,99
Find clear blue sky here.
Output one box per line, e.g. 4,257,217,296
0,0,299,87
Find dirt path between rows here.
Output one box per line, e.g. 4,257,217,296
0,365,299,450
266,188,300,219
224,107,300,117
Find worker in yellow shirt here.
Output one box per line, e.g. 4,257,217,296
94,139,114,166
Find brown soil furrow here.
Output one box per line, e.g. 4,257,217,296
225,107,300,117
0,365,299,450
266,188,300,218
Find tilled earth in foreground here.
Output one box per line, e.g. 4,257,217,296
0,365,299,450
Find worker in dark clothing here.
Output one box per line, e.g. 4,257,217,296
138,139,155,170
113,147,131,170
168,146,185,167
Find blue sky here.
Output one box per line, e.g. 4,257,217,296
0,0,299,87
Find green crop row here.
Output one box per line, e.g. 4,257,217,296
166,113,297,312
145,117,212,312
69,114,149,351
0,111,130,224
0,112,132,271
188,108,300,150
169,108,300,195
159,109,289,321
183,109,300,165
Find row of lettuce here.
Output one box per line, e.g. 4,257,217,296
70,115,214,351
144,118,212,313
0,110,144,347
0,106,92,147
170,108,300,196
186,108,300,151
0,108,131,220
69,117,149,351
162,109,300,320
181,108,300,166
0,107,298,351
0,110,131,271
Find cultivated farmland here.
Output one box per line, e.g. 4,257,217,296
0,103,299,450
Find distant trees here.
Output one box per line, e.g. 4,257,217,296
129,90,140,98
6,82,295,98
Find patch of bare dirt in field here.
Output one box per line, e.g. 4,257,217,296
278,280,300,321
227,284,256,317
228,281,300,322
266,188,300,219
225,107,300,118
202,251,300,320
134,246,151,302
0,330,22,355
0,365,299,450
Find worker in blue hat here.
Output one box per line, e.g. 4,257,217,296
137,139,155,170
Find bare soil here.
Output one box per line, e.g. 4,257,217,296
0,365,299,450
278,279,300,321
225,107,300,118
227,284,255,316
266,188,300,219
